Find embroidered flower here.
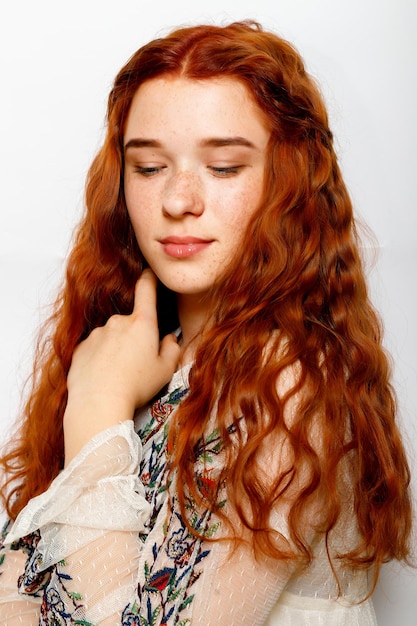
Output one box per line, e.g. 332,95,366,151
166,528,193,567
141,472,151,486
122,617,141,626
45,587,66,614
196,469,218,500
17,539,50,596
145,567,176,593
121,602,142,626
151,400,174,424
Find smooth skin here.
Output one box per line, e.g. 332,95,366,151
124,77,270,345
63,77,270,465
63,270,180,464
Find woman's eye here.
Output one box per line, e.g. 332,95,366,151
134,166,165,177
209,165,243,177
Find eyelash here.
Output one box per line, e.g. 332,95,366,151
132,165,243,178
209,166,243,177
134,166,165,177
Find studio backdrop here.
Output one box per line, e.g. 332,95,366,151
0,1,415,623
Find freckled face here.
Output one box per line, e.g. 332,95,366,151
123,76,270,299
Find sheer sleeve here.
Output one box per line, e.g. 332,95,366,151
126,494,298,626
123,365,376,626
129,468,376,626
1,420,151,624
0,522,41,625
125,402,301,626
0,366,377,625
118,371,295,625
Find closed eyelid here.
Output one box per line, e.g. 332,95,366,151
132,165,167,177
201,149,261,173
207,165,245,178
124,142,169,166
124,149,169,171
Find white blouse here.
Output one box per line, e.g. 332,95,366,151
0,365,377,624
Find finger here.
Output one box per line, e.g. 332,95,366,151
159,333,181,374
132,269,158,320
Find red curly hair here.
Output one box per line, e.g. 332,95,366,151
1,21,412,590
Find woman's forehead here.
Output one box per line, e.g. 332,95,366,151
124,76,271,144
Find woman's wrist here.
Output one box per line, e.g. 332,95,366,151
63,392,135,465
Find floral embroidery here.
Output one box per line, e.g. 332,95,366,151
4,527,50,599
1,520,91,623
138,387,188,534
39,563,96,625
126,500,215,626
1,378,226,625
138,388,188,446
0,520,11,571
123,390,226,625
166,527,194,567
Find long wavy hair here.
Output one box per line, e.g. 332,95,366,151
1,21,412,589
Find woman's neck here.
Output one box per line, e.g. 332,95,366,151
177,293,210,364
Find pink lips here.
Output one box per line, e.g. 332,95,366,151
159,236,213,258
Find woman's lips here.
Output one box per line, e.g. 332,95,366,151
159,237,213,258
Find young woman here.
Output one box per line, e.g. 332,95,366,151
0,21,412,625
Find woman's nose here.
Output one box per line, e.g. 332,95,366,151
162,171,204,218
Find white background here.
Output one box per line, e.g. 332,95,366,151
0,1,415,622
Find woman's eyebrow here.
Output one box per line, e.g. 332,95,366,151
199,137,256,148
124,138,162,151
124,136,258,152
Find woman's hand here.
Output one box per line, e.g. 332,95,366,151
63,269,180,464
